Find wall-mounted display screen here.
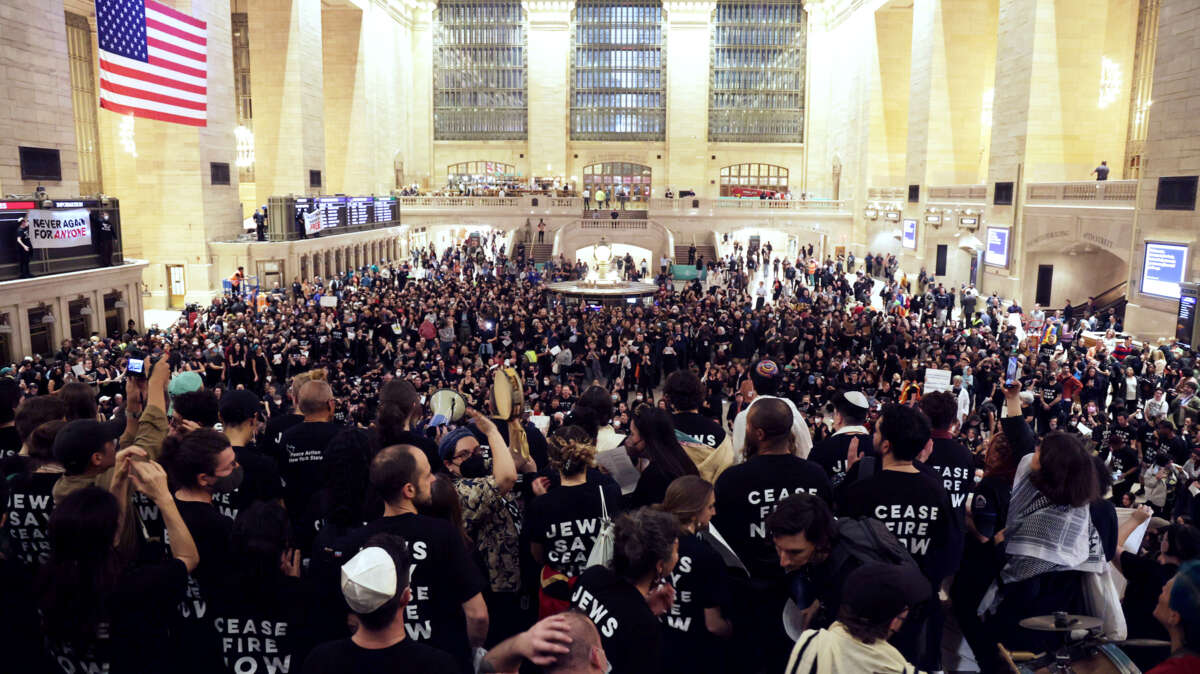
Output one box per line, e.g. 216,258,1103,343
984,226,1010,267
901,219,917,249
1141,241,1189,299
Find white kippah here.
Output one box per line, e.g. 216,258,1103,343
340,547,397,614
843,391,870,409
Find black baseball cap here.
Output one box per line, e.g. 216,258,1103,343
841,562,930,624
53,418,123,474
219,389,263,426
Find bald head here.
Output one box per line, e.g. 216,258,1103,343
747,398,793,456
548,612,607,674
298,380,333,417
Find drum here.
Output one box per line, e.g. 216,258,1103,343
491,368,524,420
429,389,466,424
1016,643,1140,673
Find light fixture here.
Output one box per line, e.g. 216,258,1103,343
1098,57,1121,109
114,299,128,308
594,236,612,262
41,312,55,324
234,126,255,167
119,114,137,158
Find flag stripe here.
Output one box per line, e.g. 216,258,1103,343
99,52,206,89
147,36,205,64
146,19,206,47
99,68,206,102
145,0,206,30
144,9,206,39
101,99,207,127
100,79,206,110
98,59,207,96
148,54,206,80
99,90,206,120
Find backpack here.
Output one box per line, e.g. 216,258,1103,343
832,517,922,578
585,485,616,569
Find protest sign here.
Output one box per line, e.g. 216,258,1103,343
27,209,92,248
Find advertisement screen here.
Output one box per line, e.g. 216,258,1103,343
901,219,917,249
1141,241,1189,299
1178,287,1197,347
984,226,1010,267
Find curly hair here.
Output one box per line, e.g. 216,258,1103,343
547,425,596,477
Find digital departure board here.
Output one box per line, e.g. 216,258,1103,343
347,197,371,226
373,198,394,222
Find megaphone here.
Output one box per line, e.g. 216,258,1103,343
428,389,466,427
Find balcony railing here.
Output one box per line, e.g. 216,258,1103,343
580,219,649,230
392,195,849,217
649,198,848,213
1025,180,1137,205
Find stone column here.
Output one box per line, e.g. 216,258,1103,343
249,0,326,199
321,5,370,194
408,4,435,188
525,1,573,180
664,1,715,197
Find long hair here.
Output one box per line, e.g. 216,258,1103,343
36,487,121,647
229,501,292,595
632,406,699,480
657,475,713,530
375,379,420,446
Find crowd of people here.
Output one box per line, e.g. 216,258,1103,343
2,232,1199,674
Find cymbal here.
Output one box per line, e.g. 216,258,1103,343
1114,638,1171,648
1019,614,1103,632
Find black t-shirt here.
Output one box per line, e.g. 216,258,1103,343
44,558,189,674
672,412,726,450
922,437,976,514
631,461,679,509
174,500,234,674
1121,554,1177,640
808,431,875,488
300,637,458,674
212,444,284,521
571,565,662,674
208,575,317,674
712,454,833,580
662,533,729,674
969,475,1012,540
280,421,343,519
0,424,20,458
343,513,485,672
526,479,624,579
263,412,304,467
843,469,957,581
4,471,58,567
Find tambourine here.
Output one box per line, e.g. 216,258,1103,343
491,367,525,421
429,389,466,424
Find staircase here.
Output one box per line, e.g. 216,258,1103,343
674,244,716,265
530,243,553,263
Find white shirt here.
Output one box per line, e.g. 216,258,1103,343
732,395,813,460
956,386,972,424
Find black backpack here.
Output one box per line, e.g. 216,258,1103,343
831,516,923,580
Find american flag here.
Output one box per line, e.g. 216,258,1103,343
96,0,207,127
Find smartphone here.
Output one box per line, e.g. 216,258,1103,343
126,358,146,376
1005,356,1019,386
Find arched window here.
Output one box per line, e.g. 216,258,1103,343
709,0,806,142
583,162,652,202
446,161,517,188
719,163,789,197
570,0,665,141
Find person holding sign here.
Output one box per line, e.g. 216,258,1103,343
16,216,33,278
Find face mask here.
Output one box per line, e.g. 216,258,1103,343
459,454,488,479
208,465,244,493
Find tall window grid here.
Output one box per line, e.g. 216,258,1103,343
434,0,528,140
66,12,103,196
571,0,665,141
709,0,806,143
231,13,254,182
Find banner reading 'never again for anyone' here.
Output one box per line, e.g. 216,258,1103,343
27,209,92,248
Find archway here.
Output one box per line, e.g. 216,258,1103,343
582,162,652,203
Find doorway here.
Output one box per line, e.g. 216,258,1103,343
257,260,284,293
1035,265,1054,307
167,265,186,308
935,245,948,276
